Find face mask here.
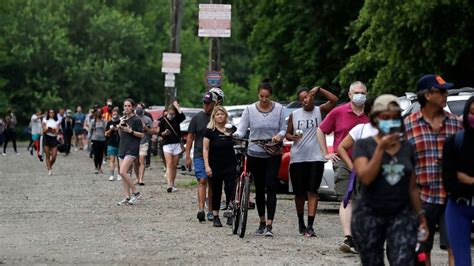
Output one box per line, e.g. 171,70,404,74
352,93,366,106
377,119,401,134
107,101,112,106
112,115,119,121
167,114,175,120
135,108,144,116
468,114,474,128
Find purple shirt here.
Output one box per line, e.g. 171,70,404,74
319,102,369,154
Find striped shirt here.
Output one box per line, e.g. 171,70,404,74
404,110,462,204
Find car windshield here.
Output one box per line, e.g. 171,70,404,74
447,100,466,116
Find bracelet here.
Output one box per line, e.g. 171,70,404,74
416,209,426,218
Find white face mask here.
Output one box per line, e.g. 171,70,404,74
352,93,366,106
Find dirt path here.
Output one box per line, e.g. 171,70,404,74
0,145,450,264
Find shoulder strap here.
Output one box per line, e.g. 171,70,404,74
454,131,464,152
164,118,179,137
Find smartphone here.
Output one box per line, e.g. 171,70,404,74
389,125,402,134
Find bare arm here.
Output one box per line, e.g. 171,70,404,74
310,87,339,114
285,114,297,141
317,128,339,162
457,172,474,185
185,133,195,169
203,137,212,177
337,135,355,169
409,171,429,242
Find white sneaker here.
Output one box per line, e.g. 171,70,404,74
2,153,6,156
16,152,20,156
74,148,78,152
172,187,178,192
108,175,115,181
128,192,141,205
48,170,53,176
117,175,122,181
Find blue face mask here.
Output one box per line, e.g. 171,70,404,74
377,119,401,134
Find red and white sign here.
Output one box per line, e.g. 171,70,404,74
198,4,231,38
161,53,181,74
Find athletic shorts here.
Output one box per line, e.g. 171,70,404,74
139,143,149,156
118,155,136,161
107,145,118,156
290,161,325,196
163,143,182,156
32,134,41,141
43,134,58,148
74,129,84,136
194,157,208,180
421,202,450,251
333,159,351,200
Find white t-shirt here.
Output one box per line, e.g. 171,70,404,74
31,114,43,135
348,123,378,141
44,119,60,137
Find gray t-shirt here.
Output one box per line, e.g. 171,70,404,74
31,114,43,135
90,119,106,141
138,115,153,144
188,111,211,159
290,107,325,163
235,102,286,158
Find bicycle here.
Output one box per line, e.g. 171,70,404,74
231,138,252,238
230,138,280,238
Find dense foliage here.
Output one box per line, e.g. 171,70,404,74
1,0,473,126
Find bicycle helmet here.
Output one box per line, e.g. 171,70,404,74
209,87,224,104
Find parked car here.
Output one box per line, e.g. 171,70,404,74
402,87,474,117
225,105,249,126
278,104,337,201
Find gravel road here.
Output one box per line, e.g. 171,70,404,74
0,144,452,264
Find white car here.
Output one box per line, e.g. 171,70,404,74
224,105,249,126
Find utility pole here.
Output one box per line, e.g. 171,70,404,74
209,0,221,73
165,0,183,106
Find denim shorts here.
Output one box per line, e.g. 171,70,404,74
194,157,208,180
107,145,118,156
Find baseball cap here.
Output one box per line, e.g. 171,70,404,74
371,94,400,114
202,92,217,103
417,74,453,92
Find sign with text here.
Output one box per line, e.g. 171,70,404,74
198,4,231,38
161,53,181,73
205,70,222,88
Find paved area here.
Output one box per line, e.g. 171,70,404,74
0,144,452,264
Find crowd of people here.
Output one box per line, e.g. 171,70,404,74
1,73,473,265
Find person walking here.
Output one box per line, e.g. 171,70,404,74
3,109,19,155
159,101,185,192
285,86,338,237
30,109,44,157
316,81,369,253
203,106,237,227
117,99,144,205
351,94,429,265
442,96,474,266
0,117,5,149
42,109,60,175
186,92,218,222
234,78,286,237
105,107,121,181
404,74,462,266
73,105,86,151
61,109,74,155
133,103,154,186
89,109,107,174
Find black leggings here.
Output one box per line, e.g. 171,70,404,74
248,155,281,221
92,140,106,169
3,129,17,153
210,167,236,212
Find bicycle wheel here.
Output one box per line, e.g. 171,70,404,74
238,174,251,238
232,178,241,235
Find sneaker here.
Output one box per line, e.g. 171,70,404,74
128,192,141,205
74,148,78,152
207,212,214,221
304,227,316,237
226,217,233,226
48,170,53,176
94,170,99,174
213,217,223,227
255,223,266,235
171,187,178,192
38,155,43,162
16,152,20,156
30,149,33,156
197,210,206,222
167,186,172,193
108,176,115,181
2,153,6,156
299,224,307,235
117,175,122,181
264,225,274,237
220,201,228,210
340,236,358,254
117,198,130,206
